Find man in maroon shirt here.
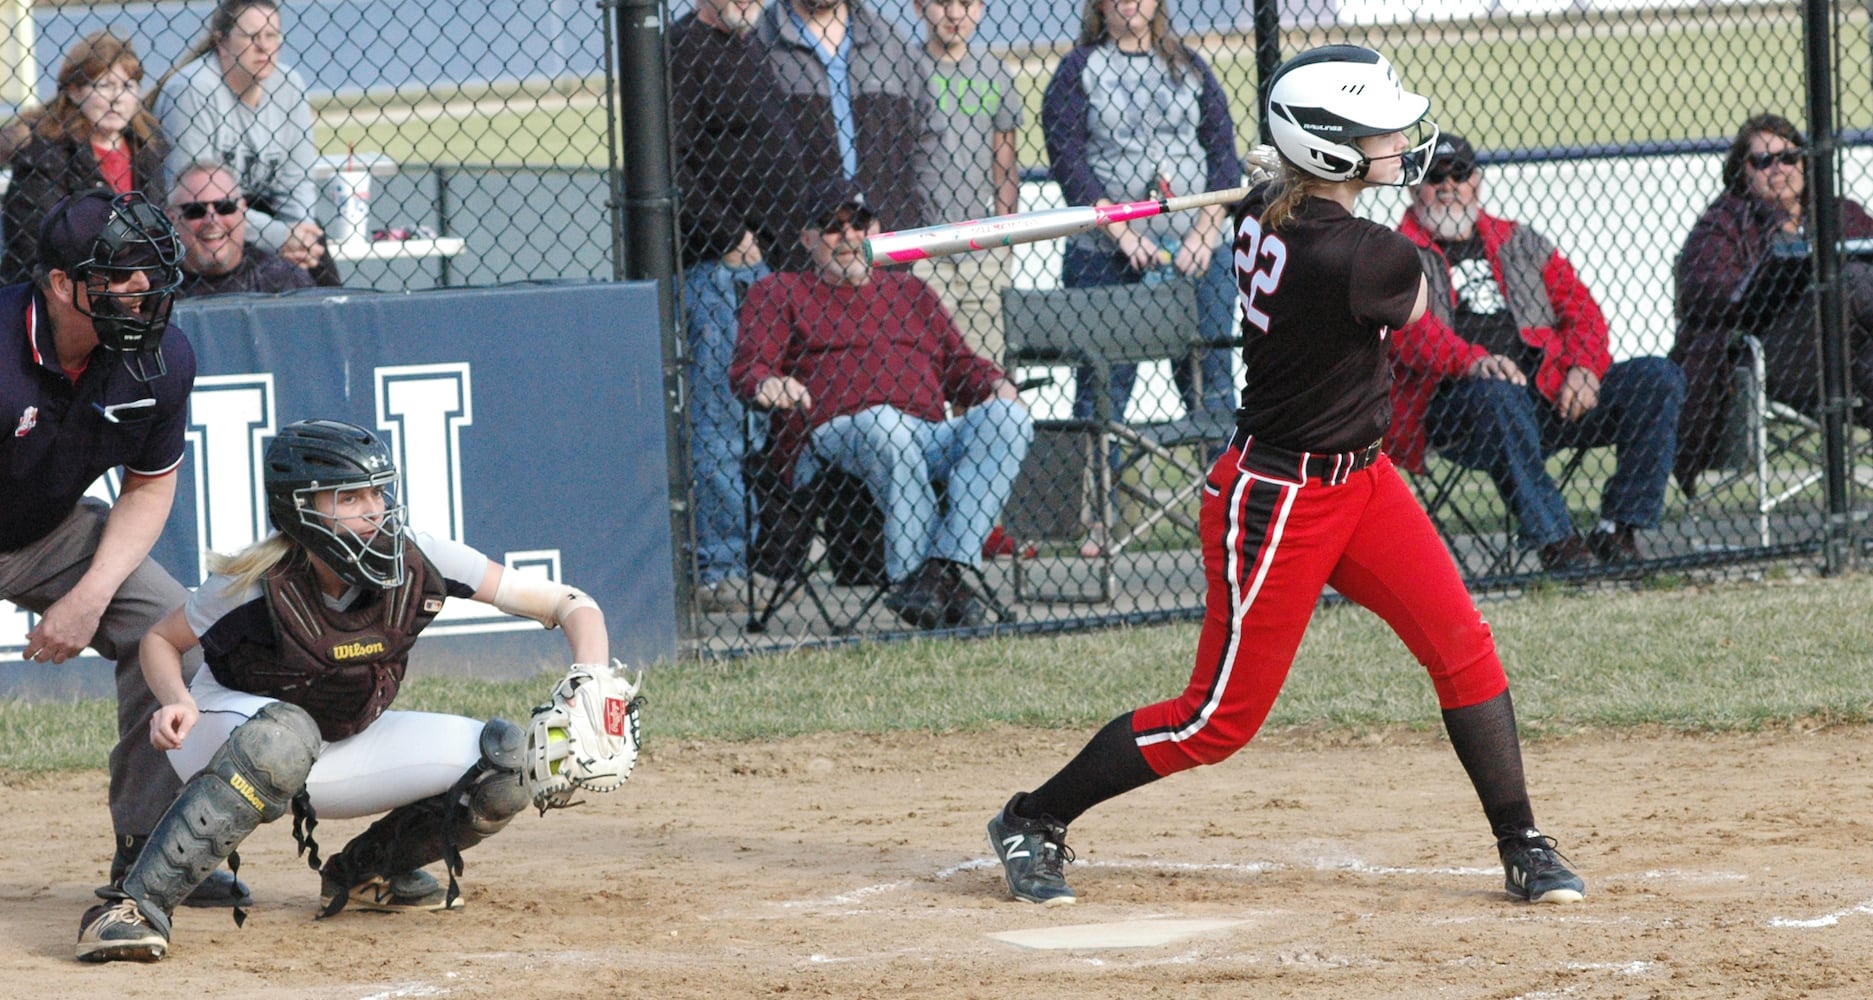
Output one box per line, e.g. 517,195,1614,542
731,179,1032,628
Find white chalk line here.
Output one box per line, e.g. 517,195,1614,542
783,855,1498,910
1769,898,1873,928
356,983,453,1000
1635,868,1748,883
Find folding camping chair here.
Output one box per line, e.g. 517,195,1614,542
999,281,1233,603
742,436,1014,634
1692,333,1873,547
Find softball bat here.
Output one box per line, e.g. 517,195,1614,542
863,186,1252,265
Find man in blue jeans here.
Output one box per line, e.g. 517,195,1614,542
671,0,810,613
1388,135,1686,571
731,180,1033,629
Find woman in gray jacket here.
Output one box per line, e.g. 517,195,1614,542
151,0,338,286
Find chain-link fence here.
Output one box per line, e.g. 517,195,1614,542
1,0,615,294
7,0,1865,656
678,0,1873,654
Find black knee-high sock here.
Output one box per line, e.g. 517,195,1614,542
1441,689,1537,840
1013,713,1162,826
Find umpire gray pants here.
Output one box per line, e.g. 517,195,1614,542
0,498,200,844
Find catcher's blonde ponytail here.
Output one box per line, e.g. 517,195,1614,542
206,533,295,590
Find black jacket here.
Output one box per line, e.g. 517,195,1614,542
670,13,811,265
755,0,940,270
2,131,168,284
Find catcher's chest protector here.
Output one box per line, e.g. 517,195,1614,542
212,543,447,741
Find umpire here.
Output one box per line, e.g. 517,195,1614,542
0,189,244,906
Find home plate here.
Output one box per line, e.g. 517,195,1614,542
990,918,1246,950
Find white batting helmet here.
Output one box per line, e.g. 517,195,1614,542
1265,45,1438,185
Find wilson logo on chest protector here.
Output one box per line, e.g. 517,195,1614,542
330,638,388,660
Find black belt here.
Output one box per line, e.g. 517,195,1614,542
1228,429,1383,486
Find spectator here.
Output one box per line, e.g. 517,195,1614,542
1043,0,1242,555
730,180,1034,629
756,0,941,271
672,0,812,615
167,161,314,297
1672,113,1873,491
915,0,1022,362
151,0,338,287
1,191,249,910
2,32,168,285
1390,134,1685,569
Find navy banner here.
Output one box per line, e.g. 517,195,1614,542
2,281,677,689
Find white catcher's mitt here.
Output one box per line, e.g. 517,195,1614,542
525,659,645,813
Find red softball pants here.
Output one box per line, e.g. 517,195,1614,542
1131,438,1510,777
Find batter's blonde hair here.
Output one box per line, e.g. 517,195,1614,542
1258,160,1334,232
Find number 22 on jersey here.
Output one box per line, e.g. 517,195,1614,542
1233,214,1288,335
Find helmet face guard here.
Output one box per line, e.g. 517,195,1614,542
65,193,184,382
264,419,410,589
1266,45,1437,185
287,470,409,589
1372,121,1443,187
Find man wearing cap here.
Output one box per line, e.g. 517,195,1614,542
0,189,246,906
730,179,1033,628
1388,134,1685,571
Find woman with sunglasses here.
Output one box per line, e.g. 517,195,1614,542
987,46,1585,909
1672,113,1873,490
1,32,168,285
151,0,338,287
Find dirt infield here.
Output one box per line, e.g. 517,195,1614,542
4,725,1872,999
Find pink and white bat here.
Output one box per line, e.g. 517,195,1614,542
862,186,1252,265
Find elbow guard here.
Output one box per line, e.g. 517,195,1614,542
492,572,600,630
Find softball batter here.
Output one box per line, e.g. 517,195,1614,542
987,45,1584,907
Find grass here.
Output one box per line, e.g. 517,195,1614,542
308,7,1870,171
7,571,1873,777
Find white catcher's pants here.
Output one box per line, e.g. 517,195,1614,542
167,668,483,820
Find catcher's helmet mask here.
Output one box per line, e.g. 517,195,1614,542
40,190,185,382
1266,45,1439,185
264,419,409,589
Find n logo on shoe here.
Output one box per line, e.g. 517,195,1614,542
1000,834,1031,860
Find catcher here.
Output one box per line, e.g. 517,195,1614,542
77,418,644,963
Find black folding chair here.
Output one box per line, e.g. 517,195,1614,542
741,435,1014,634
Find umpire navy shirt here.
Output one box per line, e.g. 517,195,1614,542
0,281,195,551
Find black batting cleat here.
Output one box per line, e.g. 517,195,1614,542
987,794,1077,906
76,898,168,963
1497,828,1585,903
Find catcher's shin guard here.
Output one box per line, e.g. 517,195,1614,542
118,702,321,929
319,718,527,916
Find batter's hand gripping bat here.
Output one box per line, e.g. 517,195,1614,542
863,186,1253,266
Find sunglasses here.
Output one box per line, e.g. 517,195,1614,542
815,210,875,238
173,198,242,220
1746,149,1805,170
1423,163,1475,186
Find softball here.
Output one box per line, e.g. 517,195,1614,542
548,727,568,773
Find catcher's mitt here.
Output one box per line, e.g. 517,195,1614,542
525,659,645,813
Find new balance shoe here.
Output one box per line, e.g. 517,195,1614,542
987,794,1077,906
1497,828,1585,903
323,869,461,914
76,898,168,962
